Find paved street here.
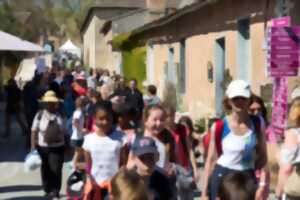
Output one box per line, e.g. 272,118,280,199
0,102,203,200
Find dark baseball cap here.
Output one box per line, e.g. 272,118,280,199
132,136,158,156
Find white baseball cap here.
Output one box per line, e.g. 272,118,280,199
226,80,251,99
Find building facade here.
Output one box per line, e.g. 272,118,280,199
81,0,180,72
129,0,300,119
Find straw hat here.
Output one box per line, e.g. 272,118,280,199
39,90,62,103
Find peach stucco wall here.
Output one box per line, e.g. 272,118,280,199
151,21,278,120
83,16,117,72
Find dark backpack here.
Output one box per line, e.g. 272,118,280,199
38,111,63,144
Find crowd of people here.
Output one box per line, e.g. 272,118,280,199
2,61,300,200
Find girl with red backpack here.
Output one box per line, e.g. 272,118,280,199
201,80,268,200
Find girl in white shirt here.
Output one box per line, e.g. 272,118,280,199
82,101,127,198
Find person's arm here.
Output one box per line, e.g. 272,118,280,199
187,136,199,181
255,124,269,200
31,130,38,151
120,145,129,167
30,112,41,151
275,129,298,197
201,123,218,200
83,150,92,173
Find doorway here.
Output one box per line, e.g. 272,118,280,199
215,38,225,117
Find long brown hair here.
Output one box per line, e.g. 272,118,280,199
288,97,300,128
110,168,149,200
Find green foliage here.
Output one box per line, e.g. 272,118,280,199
112,32,147,51
3,0,95,42
194,118,206,134
0,3,34,40
111,33,131,50
122,47,146,90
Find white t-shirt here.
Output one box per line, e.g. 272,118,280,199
31,110,64,147
143,95,161,106
216,119,257,170
153,137,167,168
71,109,85,140
281,128,300,165
82,131,126,184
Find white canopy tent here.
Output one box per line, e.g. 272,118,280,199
59,39,81,58
0,31,44,52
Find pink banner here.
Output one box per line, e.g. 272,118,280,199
267,26,300,77
268,17,291,140
268,27,300,36
270,77,288,138
271,16,291,27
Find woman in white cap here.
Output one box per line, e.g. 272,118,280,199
31,90,65,199
201,80,268,200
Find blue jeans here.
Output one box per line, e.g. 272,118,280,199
209,164,256,200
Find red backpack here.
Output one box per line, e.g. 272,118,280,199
203,116,261,158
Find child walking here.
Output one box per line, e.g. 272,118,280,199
82,101,127,199
142,104,177,187
71,97,87,167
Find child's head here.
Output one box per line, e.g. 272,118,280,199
115,103,134,129
94,101,114,134
132,137,159,177
143,105,166,136
178,116,194,133
75,96,86,109
110,168,149,200
147,85,157,96
218,171,256,200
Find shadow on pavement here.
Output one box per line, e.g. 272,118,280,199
0,185,42,193
0,139,28,162
7,194,67,200
7,197,46,200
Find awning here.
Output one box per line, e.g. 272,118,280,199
0,31,44,52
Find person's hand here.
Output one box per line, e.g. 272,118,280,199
165,163,176,177
82,128,88,133
255,186,264,200
200,194,209,200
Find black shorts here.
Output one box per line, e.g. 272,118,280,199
70,139,84,148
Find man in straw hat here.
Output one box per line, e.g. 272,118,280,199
31,90,65,199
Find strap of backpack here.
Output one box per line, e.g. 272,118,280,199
37,110,43,121
215,119,224,156
250,115,261,136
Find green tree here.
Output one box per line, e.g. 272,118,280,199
6,0,95,43
0,2,34,40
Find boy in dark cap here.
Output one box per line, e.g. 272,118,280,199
131,136,174,200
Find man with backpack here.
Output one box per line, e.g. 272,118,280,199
31,90,66,199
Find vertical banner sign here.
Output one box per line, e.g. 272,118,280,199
268,16,298,139
267,27,300,76
271,77,288,138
